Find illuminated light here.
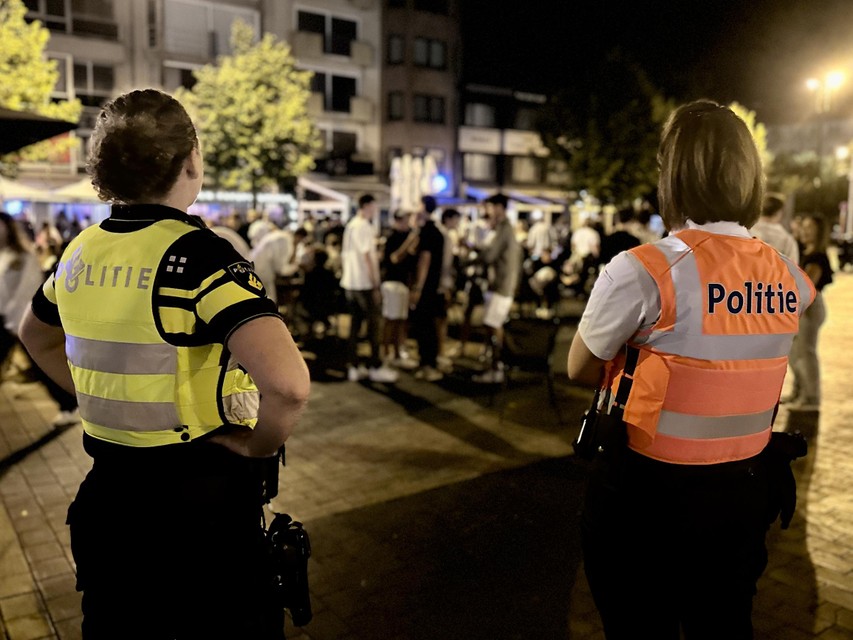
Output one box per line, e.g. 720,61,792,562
431,173,449,193
806,78,820,91
827,71,845,90
5,200,23,216
836,146,850,161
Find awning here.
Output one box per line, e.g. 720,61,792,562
51,177,101,202
0,177,53,202
0,107,78,155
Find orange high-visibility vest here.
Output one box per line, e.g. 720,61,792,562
605,229,815,465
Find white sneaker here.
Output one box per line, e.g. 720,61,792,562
368,365,399,383
391,356,419,371
419,366,444,382
52,409,80,427
347,365,368,382
472,369,505,384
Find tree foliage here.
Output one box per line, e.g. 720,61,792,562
729,101,771,168
539,51,672,205
0,0,81,176
176,20,321,202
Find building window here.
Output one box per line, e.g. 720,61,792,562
388,91,404,121
163,0,259,59
147,0,158,47
514,108,539,131
24,0,69,32
332,131,357,157
511,157,541,184
46,53,72,100
414,0,448,14
387,34,404,64
426,147,446,171
463,153,496,182
413,37,446,69
297,10,358,57
163,62,201,91
73,61,114,108
413,95,445,124
309,72,358,113
465,103,496,127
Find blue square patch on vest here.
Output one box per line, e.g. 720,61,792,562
228,261,266,295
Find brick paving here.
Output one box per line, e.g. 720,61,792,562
0,276,850,639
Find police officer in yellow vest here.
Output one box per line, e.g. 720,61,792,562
19,89,310,640
568,100,814,639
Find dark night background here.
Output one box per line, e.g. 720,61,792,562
460,0,853,125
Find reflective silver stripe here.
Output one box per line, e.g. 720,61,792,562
223,391,260,424
779,255,814,315
647,332,795,360
656,407,776,439
66,335,177,375
77,392,181,431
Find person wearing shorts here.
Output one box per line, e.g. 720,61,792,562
473,194,522,384
380,211,418,367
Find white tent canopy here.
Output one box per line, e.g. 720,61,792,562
51,177,100,202
0,177,53,202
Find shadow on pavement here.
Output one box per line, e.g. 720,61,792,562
754,409,820,638
298,455,588,640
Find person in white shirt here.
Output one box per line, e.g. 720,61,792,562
570,214,601,260
340,194,398,383
527,210,557,259
750,193,800,263
249,227,296,305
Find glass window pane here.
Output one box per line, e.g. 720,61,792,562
92,65,113,92
73,63,88,92
429,41,445,69
163,1,208,57
388,35,404,64
465,103,495,127
46,0,66,17
310,72,326,95
24,0,40,12
330,18,356,56
331,75,356,112
464,153,495,181
429,97,445,123
332,131,357,156
71,0,113,17
388,92,403,120
297,11,325,35
413,38,428,66
49,56,68,94
414,95,428,122
513,157,539,183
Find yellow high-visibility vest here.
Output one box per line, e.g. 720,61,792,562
46,219,260,447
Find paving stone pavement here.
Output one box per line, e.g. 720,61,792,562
0,276,851,639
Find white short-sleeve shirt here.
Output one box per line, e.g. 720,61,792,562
578,220,753,361
341,215,379,291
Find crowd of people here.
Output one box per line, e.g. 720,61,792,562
0,89,841,639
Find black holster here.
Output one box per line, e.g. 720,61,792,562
764,431,808,529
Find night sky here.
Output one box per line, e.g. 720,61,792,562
460,0,853,125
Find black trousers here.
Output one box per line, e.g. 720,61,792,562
345,289,381,368
581,448,771,640
411,292,441,368
68,435,283,640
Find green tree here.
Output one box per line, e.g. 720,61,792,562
539,51,671,205
729,101,771,168
0,0,81,176
176,20,321,207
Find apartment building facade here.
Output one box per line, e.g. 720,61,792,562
22,0,382,197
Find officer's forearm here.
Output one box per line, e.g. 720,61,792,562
19,307,76,395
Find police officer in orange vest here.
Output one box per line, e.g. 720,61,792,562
568,100,814,639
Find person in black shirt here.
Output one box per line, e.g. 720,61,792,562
599,206,642,266
787,213,833,410
409,196,445,382
381,210,418,366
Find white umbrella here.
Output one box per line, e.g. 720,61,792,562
420,155,437,199
399,154,414,211
0,177,53,202
51,177,100,202
410,155,423,210
389,156,402,211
